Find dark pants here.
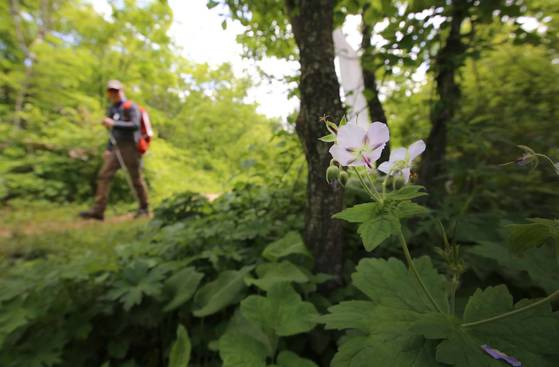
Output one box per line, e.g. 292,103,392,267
92,141,149,214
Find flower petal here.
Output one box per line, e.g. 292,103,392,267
408,140,426,161
337,123,367,149
362,145,385,167
365,122,390,148
330,144,355,166
389,147,407,162
378,161,394,174
402,168,411,183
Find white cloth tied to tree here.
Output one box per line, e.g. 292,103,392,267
333,28,371,129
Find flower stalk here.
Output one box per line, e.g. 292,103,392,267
398,232,443,313
461,289,559,328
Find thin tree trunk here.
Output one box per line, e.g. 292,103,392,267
285,0,345,283
361,21,390,162
419,0,469,199
9,0,50,129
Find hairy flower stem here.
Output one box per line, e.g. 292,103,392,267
398,232,443,313
461,289,559,328
353,167,379,201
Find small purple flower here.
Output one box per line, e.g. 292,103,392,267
377,140,426,183
481,344,522,367
329,122,389,169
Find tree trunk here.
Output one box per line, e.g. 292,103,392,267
9,0,50,129
419,0,469,199
285,0,345,282
361,22,390,162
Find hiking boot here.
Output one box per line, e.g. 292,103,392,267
134,207,150,219
79,210,104,221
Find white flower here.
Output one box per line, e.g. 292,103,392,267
329,122,389,168
378,140,426,183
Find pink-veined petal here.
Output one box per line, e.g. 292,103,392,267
389,147,407,162
336,123,367,149
365,122,390,148
378,161,394,174
362,145,385,167
402,168,411,183
329,144,355,166
408,140,426,161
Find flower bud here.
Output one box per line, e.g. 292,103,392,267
326,165,340,184
339,171,349,186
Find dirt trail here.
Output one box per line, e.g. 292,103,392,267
0,193,220,239
0,213,142,239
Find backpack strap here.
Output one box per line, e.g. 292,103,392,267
122,100,133,109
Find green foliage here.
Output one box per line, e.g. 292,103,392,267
333,186,428,251
323,257,559,367
169,325,191,367
193,266,253,317
506,218,559,258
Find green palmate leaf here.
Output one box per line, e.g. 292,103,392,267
357,216,398,251
322,258,450,367
105,261,167,311
193,266,253,317
163,267,204,312
352,257,448,312
272,351,318,367
333,203,381,223
331,334,441,367
391,201,430,219
466,241,559,293
384,185,427,202
241,283,318,336
506,218,559,257
410,286,559,367
218,311,274,367
246,261,309,291
262,231,311,261
168,325,191,367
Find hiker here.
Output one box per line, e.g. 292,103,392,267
79,80,149,220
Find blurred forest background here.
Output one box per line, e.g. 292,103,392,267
0,0,558,366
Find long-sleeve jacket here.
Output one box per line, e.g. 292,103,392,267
106,99,140,150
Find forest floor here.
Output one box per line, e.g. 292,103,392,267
0,202,148,261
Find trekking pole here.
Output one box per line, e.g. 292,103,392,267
108,132,139,202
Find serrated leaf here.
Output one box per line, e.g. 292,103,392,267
247,261,309,291
411,286,559,367
333,203,381,223
331,334,441,367
241,283,318,336
163,267,204,312
323,258,450,366
384,185,427,201
391,201,430,219
506,218,559,256
352,257,448,313
357,216,396,251
193,266,253,317
262,231,311,261
169,325,191,367
274,351,318,367
218,312,274,367
466,241,559,293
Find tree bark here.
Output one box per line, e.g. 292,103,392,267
419,0,469,199
8,0,50,129
285,0,345,282
360,22,390,162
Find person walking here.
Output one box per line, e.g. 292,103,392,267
79,80,149,220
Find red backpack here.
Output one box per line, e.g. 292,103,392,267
123,100,153,154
